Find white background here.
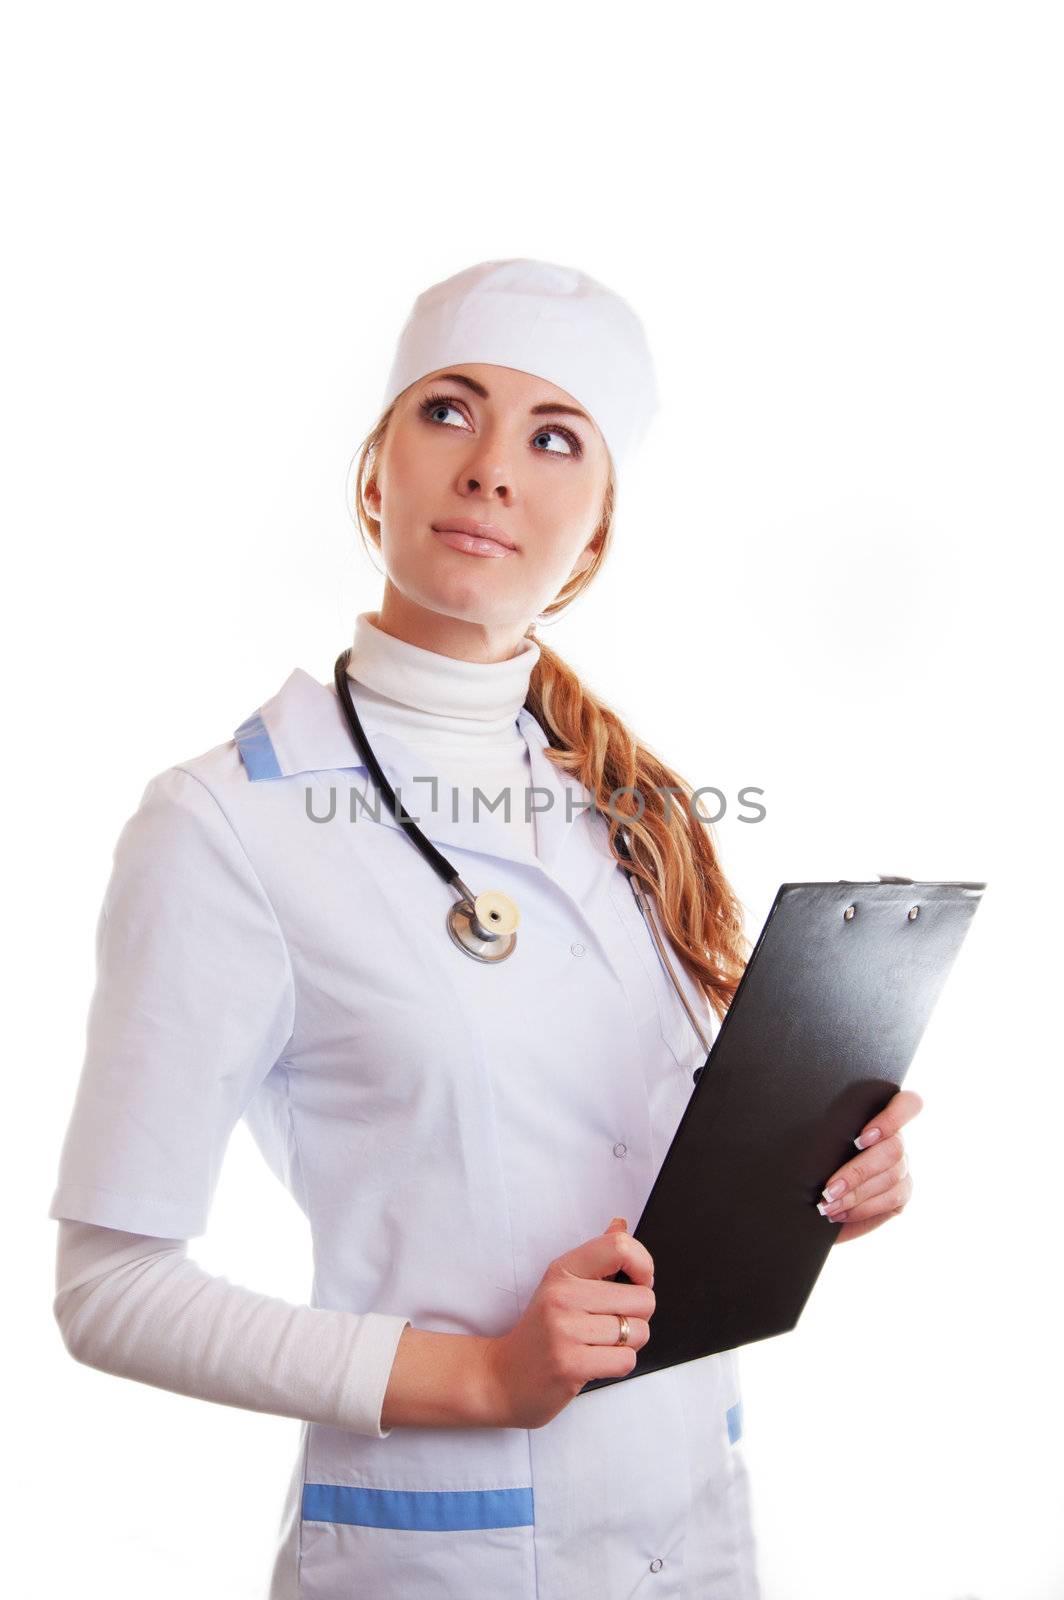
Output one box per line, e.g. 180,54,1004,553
5,3,1060,1596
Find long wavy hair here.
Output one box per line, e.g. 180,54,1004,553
347,400,749,1023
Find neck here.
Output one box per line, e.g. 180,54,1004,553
374,586,535,664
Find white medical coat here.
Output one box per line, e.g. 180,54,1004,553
48,666,762,1599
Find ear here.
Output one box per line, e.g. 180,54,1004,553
570,532,602,579
364,476,382,513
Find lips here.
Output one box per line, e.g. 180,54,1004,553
431,519,518,557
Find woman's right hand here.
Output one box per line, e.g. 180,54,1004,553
480,1217,656,1430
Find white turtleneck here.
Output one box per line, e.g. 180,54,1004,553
345,610,542,858
53,616,544,1442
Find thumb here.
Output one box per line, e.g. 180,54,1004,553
605,1216,628,1234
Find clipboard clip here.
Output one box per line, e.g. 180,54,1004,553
836,874,916,884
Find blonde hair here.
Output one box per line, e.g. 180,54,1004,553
348,401,749,1022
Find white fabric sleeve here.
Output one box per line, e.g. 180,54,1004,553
48,764,296,1239
54,1219,411,1440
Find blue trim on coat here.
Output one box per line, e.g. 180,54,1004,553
726,1400,743,1444
301,1482,535,1531
233,711,283,781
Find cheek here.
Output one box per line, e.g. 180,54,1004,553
516,535,595,609
539,495,601,572
551,535,592,577
555,471,607,551
380,431,431,502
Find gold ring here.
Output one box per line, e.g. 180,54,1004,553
614,1314,630,1346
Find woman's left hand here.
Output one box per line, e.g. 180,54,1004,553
816,1088,924,1243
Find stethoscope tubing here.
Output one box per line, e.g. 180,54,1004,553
334,649,460,893
333,649,714,1056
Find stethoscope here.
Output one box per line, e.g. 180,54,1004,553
333,649,714,1057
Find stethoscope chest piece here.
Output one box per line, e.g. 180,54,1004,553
447,888,521,963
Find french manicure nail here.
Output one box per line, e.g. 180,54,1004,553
854,1128,882,1150
822,1180,846,1201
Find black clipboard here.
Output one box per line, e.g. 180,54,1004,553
579,877,986,1393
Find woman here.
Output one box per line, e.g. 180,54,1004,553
49,258,921,1599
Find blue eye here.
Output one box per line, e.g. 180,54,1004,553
420,395,464,428
418,391,583,459
530,426,578,457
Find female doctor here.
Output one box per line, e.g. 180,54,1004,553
49,258,923,1600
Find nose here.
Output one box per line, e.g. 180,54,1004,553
460,470,513,503
457,430,515,502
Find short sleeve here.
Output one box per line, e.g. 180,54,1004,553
48,765,296,1239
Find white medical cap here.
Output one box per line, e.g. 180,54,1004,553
380,258,659,485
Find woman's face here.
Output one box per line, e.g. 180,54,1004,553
365,362,611,651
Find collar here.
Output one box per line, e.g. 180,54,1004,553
233,667,596,874
347,610,540,726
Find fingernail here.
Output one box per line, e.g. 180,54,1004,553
822,1180,846,1201
854,1128,882,1150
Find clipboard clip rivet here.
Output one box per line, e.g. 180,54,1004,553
843,904,856,921
908,905,920,920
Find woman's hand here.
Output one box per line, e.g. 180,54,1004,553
817,1088,924,1243
481,1216,656,1430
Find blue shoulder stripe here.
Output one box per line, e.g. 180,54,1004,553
233,711,283,781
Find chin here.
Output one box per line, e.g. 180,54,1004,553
415,573,512,621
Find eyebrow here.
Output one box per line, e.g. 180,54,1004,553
428,372,593,426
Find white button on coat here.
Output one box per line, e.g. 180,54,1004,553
48,667,761,1599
